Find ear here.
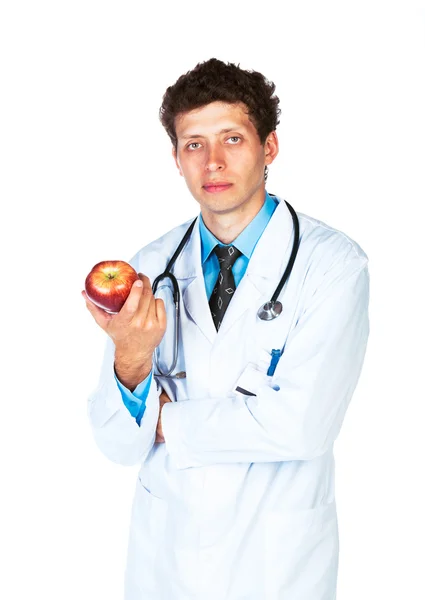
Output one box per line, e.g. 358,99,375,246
264,131,279,166
172,147,183,177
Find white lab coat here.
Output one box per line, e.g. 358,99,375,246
88,195,370,600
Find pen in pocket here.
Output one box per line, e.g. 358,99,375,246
267,349,282,376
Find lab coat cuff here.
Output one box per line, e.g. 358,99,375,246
87,338,163,465
114,369,154,424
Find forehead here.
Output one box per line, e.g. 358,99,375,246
174,101,255,138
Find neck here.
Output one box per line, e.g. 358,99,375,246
201,188,266,244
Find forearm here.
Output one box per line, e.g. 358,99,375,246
161,263,370,469
88,337,161,466
114,347,153,391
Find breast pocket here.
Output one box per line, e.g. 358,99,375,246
233,362,273,397
248,305,296,379
256,347,276,375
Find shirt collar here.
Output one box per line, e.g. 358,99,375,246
199,190,278,263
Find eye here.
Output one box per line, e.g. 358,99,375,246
227,136,241,144
187,142,201,150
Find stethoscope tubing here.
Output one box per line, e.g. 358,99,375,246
270,201,299,303
151,199,300,378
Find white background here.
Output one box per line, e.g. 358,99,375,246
1,1,424,598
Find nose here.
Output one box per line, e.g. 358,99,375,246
205,143,225,171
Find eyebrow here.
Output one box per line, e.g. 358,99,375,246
180,127,246,140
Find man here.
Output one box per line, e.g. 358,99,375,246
83,58,370,599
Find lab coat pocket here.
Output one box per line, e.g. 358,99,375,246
264,501,338,600
125,477,168,594
233,363,271,397
257,347,275,374
233,349,281,397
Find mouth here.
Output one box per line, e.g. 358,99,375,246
203,183,233,194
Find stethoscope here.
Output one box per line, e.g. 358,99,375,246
152,198,300,379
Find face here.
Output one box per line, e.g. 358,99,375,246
172,102,278,219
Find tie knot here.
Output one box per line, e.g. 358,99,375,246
213,245,242,270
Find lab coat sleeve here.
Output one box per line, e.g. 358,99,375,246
161,257,370,469
87,336,162,466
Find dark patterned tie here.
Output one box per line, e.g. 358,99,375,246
209,244,242,331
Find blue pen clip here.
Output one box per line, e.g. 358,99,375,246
267,349,282,377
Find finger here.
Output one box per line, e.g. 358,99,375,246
131,273,156,325
159,391,172,408
159,390,169,401
155,417,162,442
145,292,160,327
119,279,145,318
82,291,113,329
138,273,153,296
140,296,166,336
156,420,165,443
155,298,167,334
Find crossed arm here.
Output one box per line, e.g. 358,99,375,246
85,257,370,469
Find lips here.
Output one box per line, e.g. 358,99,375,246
203,183,233,193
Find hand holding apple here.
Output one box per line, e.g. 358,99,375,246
82,266,167,391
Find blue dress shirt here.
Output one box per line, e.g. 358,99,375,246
116,191,278,425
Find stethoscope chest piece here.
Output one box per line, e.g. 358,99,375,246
257,300,283,321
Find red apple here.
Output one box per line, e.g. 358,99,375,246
85,260,139,314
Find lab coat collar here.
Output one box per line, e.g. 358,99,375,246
173,195,294,280
199,191,278,262
174,196,295,344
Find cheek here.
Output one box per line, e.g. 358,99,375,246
238,153,261,175
232,145,259,164
181,157,203,179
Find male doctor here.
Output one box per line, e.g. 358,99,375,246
83,58,370,599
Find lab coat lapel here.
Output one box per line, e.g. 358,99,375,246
217,198,295,339
173,198,295,344
173,218,218,345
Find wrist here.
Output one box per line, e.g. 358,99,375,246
114,349,153,392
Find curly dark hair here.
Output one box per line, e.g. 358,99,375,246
159,58,281,181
